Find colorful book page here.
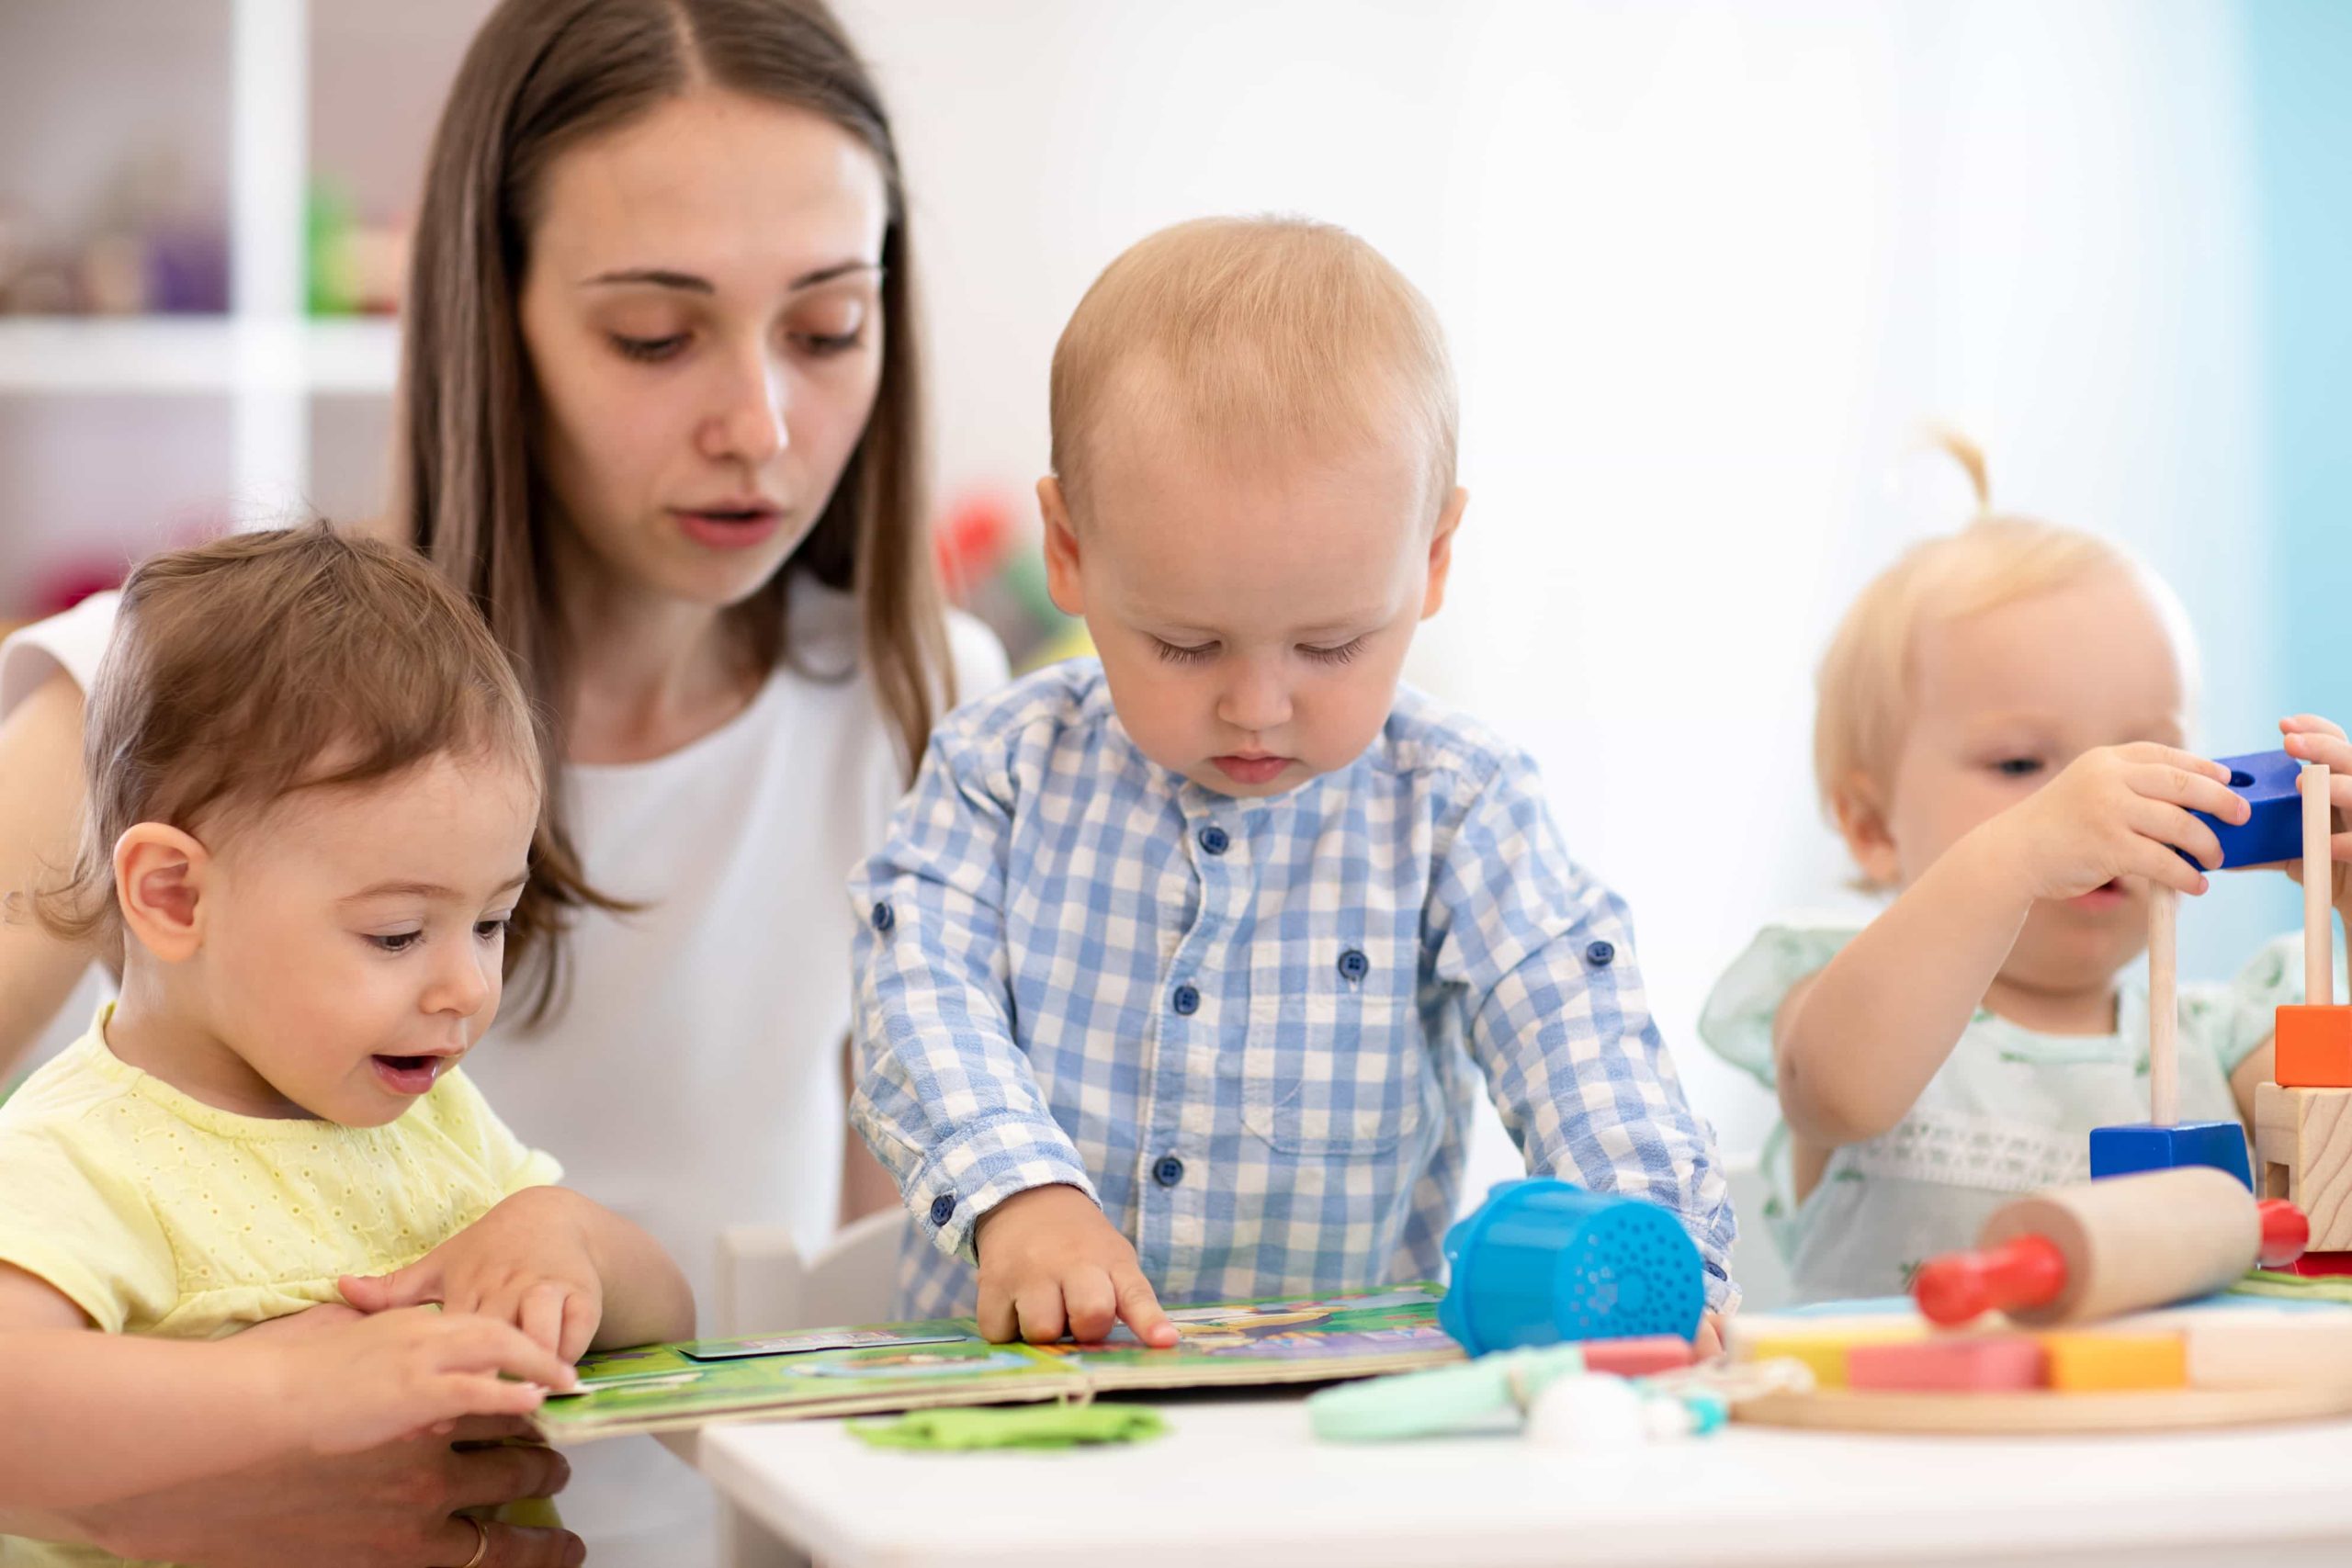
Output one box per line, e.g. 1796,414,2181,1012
538,1284,1463,1440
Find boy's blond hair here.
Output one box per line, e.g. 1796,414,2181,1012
1048,215,1458,517
28,523,541,952
1815,435,2196,855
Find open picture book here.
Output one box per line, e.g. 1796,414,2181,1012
536,1283,1464,1440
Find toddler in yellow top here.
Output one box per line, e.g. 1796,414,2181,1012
0,525,693,1566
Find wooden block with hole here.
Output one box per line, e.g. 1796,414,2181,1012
2273,1006,2352,1089
2254,1082,2352,1249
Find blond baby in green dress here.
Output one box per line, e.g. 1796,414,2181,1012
0,525,692,1566
1702,442,2352,1302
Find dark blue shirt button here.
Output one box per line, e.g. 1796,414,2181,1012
1585,939,1616,967
1338,949,1369,983
928,1193,955,1225
1171,983,1200,1016
1153,1155,1185,1188
870,900,895,933
1199,825,1230,855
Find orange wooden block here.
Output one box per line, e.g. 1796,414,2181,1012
2039,1331,2188,1392
2274,1005,2352,1089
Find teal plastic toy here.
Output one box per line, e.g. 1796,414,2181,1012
1308,1344,1589,1441
1437,1178,1704,1354
1306,1344,1728,1445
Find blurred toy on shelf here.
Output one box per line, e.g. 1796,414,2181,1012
305,179,409,317
13,513,231,625
0,147,229,317
932,488,1087,672
22,557,128,622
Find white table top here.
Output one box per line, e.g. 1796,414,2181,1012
683,1390,2352,1568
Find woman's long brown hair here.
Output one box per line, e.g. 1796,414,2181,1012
390,0,951,1021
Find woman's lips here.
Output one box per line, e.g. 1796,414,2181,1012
674,508,784,550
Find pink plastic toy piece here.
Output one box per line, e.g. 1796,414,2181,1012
1578,1337,1697,1377
1847,1337,2047,1393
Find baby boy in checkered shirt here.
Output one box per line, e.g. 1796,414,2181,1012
851,216,1735,1348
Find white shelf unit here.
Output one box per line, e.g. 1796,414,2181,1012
0,317,397,397
0,0,405,541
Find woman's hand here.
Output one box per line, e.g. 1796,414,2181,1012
71,1416,582,1568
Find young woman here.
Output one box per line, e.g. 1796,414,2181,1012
0,2,1002,1562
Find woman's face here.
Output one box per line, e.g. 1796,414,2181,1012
518,88,891,615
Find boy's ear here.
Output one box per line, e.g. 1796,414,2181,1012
1420,487,1468,620
1829,772,1902,889
1038,476,1086,618
113,823,209,964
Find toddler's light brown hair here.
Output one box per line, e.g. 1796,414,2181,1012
29,522,540,951
1049,215,1458,520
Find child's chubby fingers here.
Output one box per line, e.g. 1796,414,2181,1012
1112,1266,1179,1348
518,1280,571,1357
338,1260,442,1314
1059,1266,1121,1344
2125,838,2210,898
425,1310,578,1390
976,1280,1021,1344
558,1291,602,1363
1693,1312,1725,1359
2121,795,2226,874
2280,714,2351,755
303,1309,577,1454
1012,1281,1072,1345
2120,751,2246,825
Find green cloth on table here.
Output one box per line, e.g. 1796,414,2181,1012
848,1404,1169,1451
2233,1269,2352,1305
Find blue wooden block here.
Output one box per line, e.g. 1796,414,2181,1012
2186,750,2301,868
2088,1121,2253,1189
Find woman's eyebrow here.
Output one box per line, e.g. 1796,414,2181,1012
581,259,880,292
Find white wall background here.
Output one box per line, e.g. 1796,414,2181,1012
842,0,2285,1180
2,1,2293,1200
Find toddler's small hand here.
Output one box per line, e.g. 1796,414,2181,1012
340,1189,605,1362
250,1304,576,1456
972,1184,1179,1348
2278,716,2352,907
1986,741,2244,901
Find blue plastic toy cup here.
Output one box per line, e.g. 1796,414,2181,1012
1437,1178,1704,1356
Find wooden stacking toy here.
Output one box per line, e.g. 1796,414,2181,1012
2253,756,2352,1273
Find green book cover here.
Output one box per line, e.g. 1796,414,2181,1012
538,1284,1462,1440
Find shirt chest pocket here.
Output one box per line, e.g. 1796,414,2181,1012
1241,949,1433,1157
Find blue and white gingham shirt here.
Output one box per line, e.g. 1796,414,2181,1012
850,660,1735,1317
